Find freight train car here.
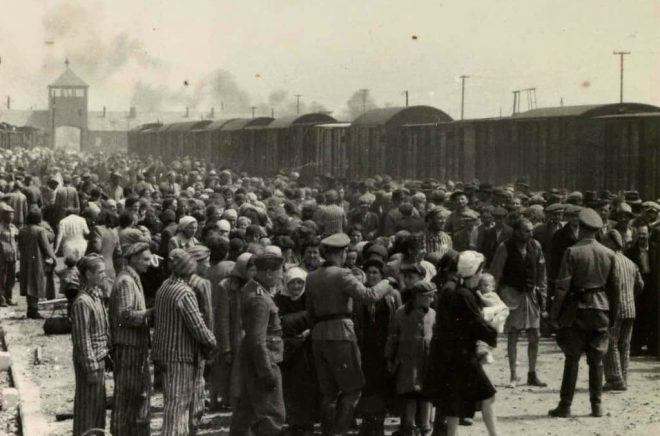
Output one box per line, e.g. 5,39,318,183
347,106,452,179
307,123,352,178
212,117,274,171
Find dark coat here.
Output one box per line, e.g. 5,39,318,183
479,225,512,265
424,283,497,418
549,224,580,281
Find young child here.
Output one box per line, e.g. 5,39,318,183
475,273,509,364
386,281,436,436
56,256,81,318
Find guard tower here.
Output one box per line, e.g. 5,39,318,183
48,59,89,149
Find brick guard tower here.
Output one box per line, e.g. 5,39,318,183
48,59,89,149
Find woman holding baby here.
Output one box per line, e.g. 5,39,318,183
424,250,499,436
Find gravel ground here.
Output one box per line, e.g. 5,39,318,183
0,361,20,435
1,298,660,436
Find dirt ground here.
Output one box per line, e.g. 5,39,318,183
1,299,659,436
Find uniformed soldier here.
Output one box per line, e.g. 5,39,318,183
306,233,395,436
549,208,620,418
230,252,286,436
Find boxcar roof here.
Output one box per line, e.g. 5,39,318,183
594,111,660,119
221,117,275,131
513,103,660,119
351,105,452,127
161,120,212,132
315,123,352,128
204,119,237,131
268,113,336,129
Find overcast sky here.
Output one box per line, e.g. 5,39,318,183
0,0,658,119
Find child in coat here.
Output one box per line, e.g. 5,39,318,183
386,281,437,436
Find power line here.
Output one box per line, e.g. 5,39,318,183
613,51,631,103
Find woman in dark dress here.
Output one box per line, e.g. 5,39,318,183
354,259,401,436
424,251,499,436
274,266,320,436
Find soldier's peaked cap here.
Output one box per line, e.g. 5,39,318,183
578,208,603,230
254,252,284,270
545,203,565,213
321,233,351,249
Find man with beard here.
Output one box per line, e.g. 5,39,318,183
489,218,548,388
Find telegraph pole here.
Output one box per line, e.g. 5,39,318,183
613,51,630,103
360,89,368,114
403,90,409,107
295,94,303,114
459,75,469,120
250,106,256,118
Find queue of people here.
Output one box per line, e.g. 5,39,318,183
0,146,657,436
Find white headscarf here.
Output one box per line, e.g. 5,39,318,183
283,267,307,301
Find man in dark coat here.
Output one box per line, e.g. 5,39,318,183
478,207,512,266
230,253,286,436
306,233,394,436
550,208,620,418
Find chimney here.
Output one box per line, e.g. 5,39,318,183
129,106,136,118
102,106,106,118
6,96,10,110
210,107,215,118
185,106,190,118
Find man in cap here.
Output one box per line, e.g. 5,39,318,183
451,209,480,252
489,218,547,388
444,191,474,235
348,195,379,240
153,249,217,435
549,205,583,309
478,206,512,267
534,203,565,262
612,203,635,250
549,208,620,418
0,203,19,306
109,241,154,436
230,253,286,436
306,233,395,436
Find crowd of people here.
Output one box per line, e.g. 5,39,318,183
0,146,658,436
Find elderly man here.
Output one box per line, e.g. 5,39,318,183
306,233,394,436
489,218,548,388
153,249,217,435
550,209,620,418
229,253,286,436
109,241,154,436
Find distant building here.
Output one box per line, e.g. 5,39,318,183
0,60,228,152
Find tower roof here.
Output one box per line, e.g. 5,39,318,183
49,62,88,88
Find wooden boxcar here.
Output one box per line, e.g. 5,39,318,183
308,123,351,178
347,106,452,179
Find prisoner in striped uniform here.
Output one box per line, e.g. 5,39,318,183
604,230,644,390
153,249,217,436
109,241,153,436
71,254,110,436
187,244,214,431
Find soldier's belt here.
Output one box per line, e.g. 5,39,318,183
314,312,353,323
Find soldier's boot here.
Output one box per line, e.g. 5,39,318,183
332,403,356,436
431,413,447,436
589,364,604,417
549,357,578,417
359,415,374,436
322,404,337,436
374,415,386,436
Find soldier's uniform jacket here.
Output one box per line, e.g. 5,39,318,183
240,279,284,380
306,262,391,341
552,238,621,329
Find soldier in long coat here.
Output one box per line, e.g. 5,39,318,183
230,253,286,436
109,242,153,436
306,233,395,436
550,209,620,418
18,209,57,318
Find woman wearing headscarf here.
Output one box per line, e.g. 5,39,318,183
274,267,320,436
71,254,111,436
354,259,402,436
215,252,256,407
168,215,199,254
424,251,499,436
18,208,57,318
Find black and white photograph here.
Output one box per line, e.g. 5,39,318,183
0,1,659,435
